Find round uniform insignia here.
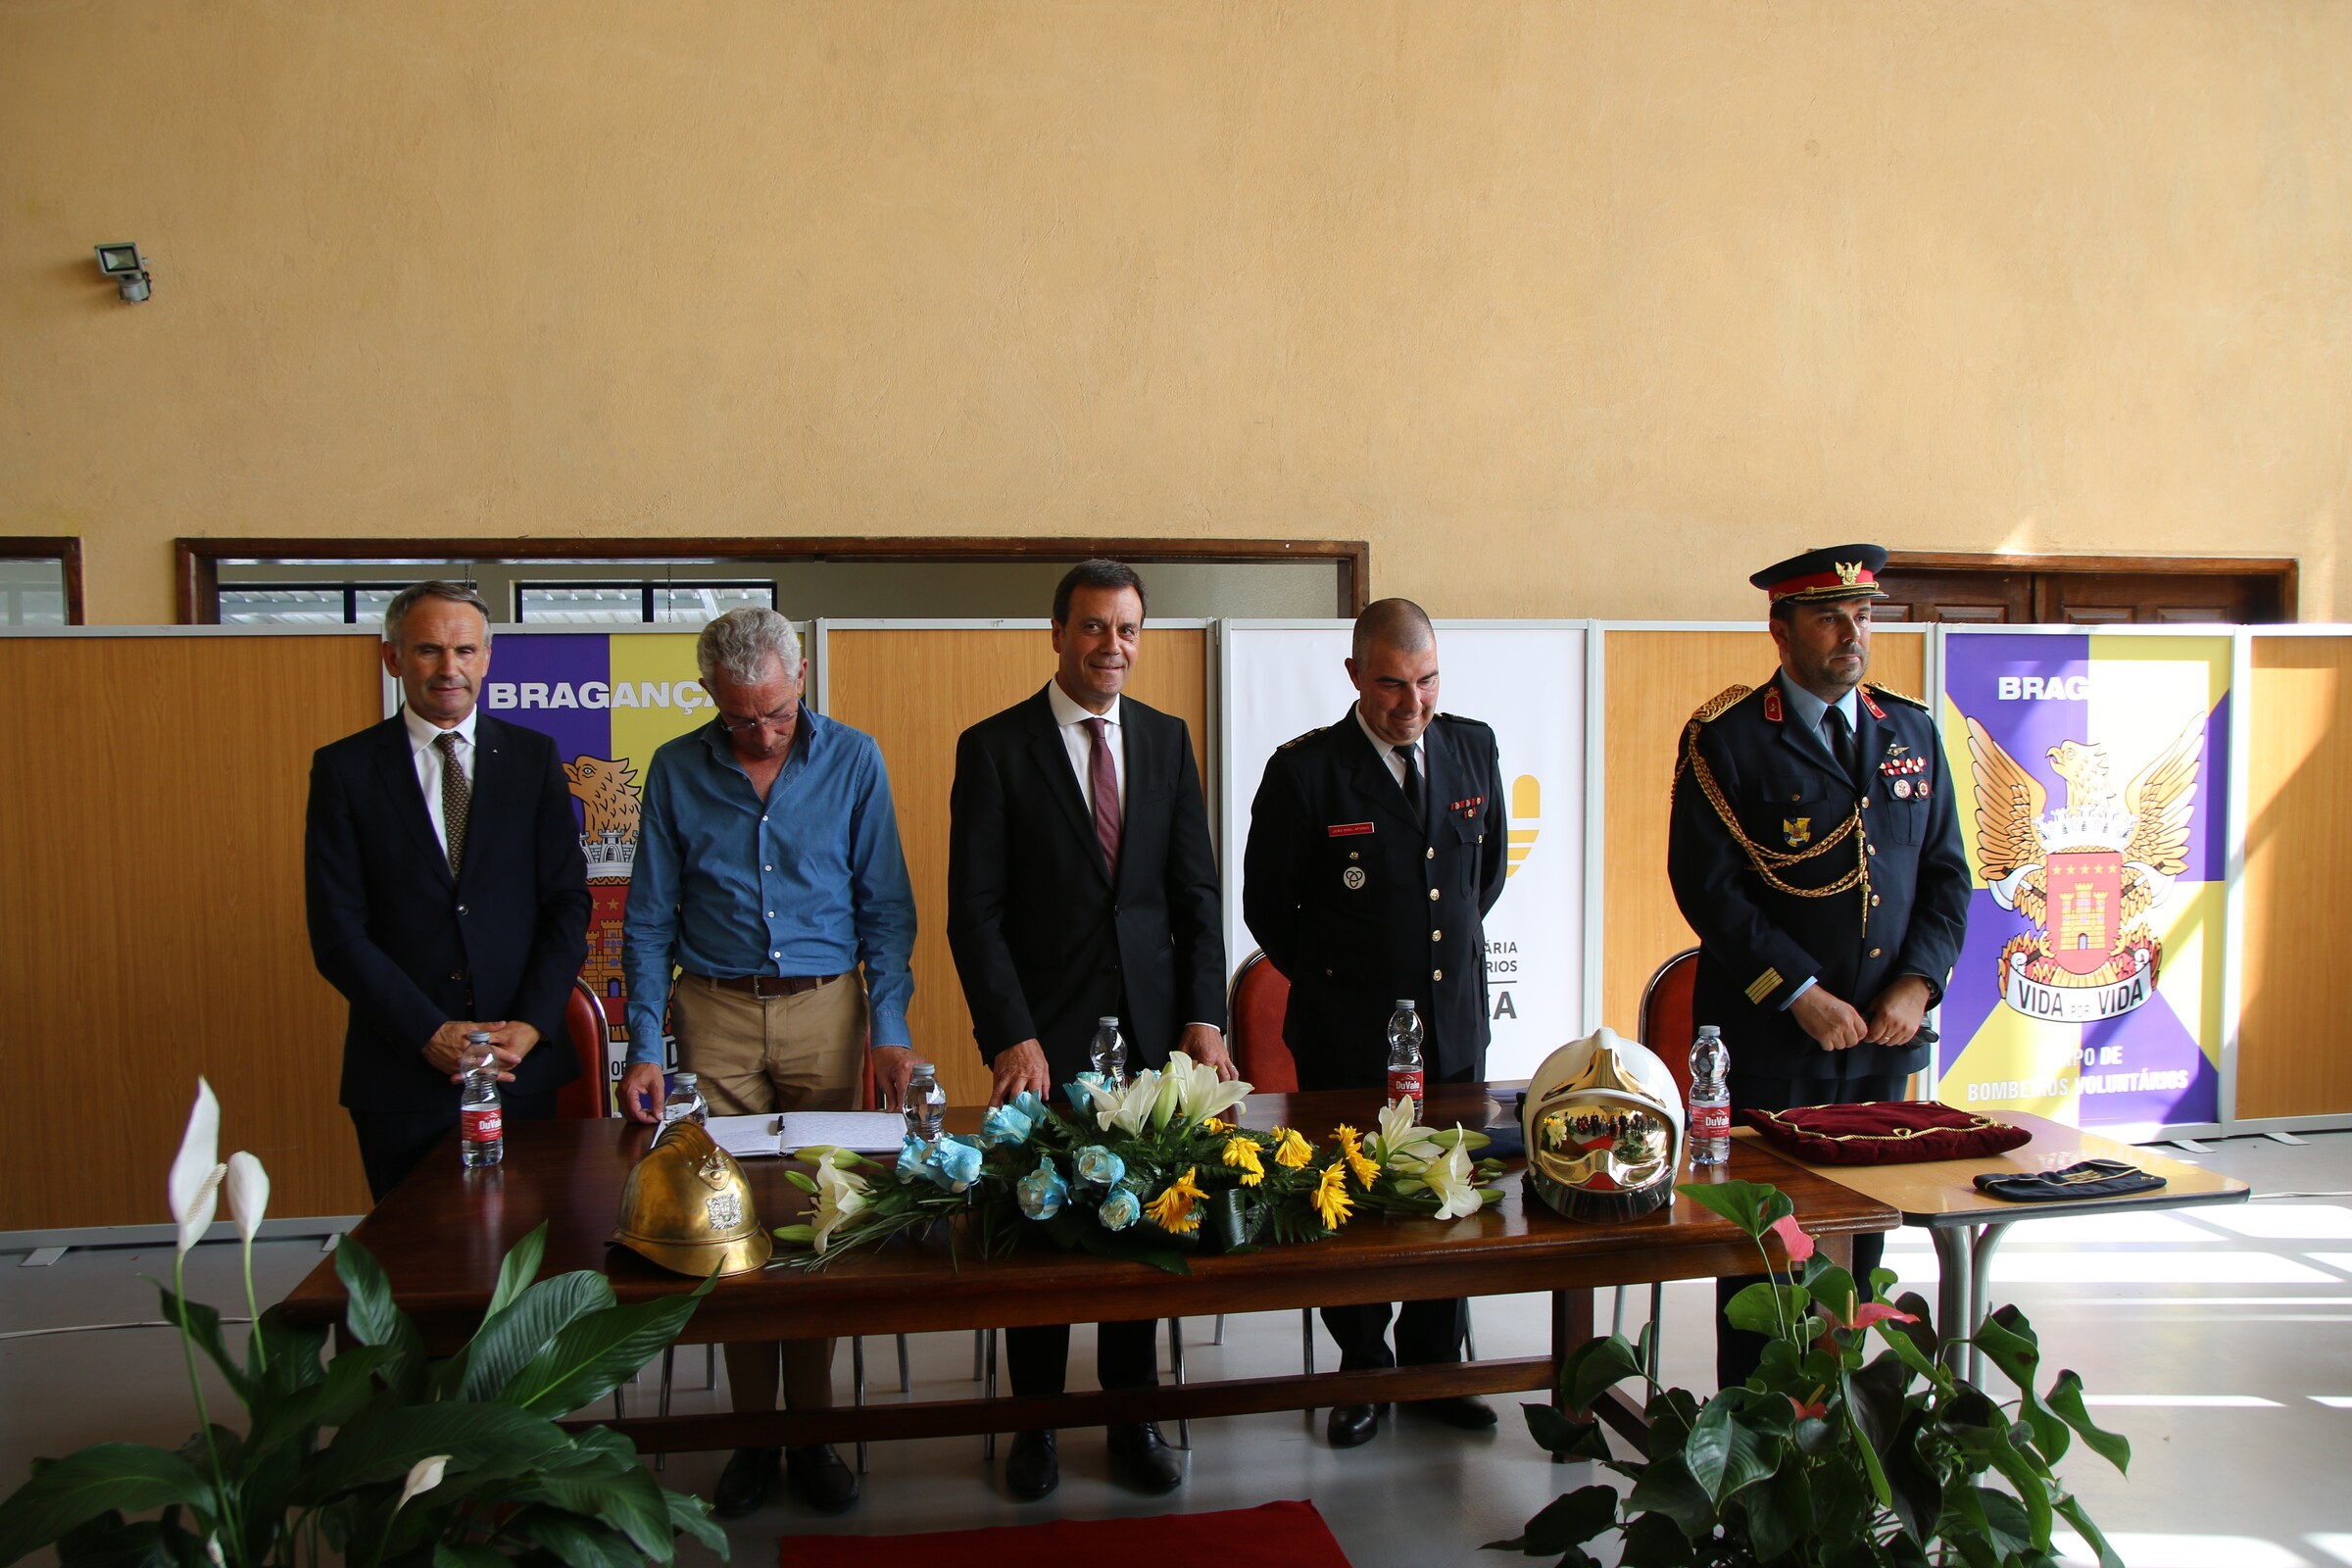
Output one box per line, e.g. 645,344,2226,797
1892,778,1912,799
1343,866,1367,890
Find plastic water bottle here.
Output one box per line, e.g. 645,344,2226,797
905,1062,946,1141
1090,1017,1128,1089
460,1031,504,1168
1386,1001,1425,1120
1689,1025,1732,1167
661,1071,708,1127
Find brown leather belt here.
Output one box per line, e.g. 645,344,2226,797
695,972,845,999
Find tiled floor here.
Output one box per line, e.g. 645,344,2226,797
6,1131,2351,1566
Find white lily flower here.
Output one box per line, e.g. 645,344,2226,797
1425,1138,1479,1220
169,1080,226,1255
810,1160,872,1254
1149,1065,1186,1131
1094,1072,1164,1136
1165,1052,1251,1126
397,1454,451,1507
1375,1097,1441,1168
225,1151,270,1244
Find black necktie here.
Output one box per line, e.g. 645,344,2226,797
436,731,470,875
1395,744,1423,819
1823,706,1859,789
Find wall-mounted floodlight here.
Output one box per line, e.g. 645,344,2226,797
94,243,151,303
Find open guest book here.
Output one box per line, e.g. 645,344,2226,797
704,1111,907,1160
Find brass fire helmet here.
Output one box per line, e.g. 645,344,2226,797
1522,1028,1687,1223
612,1120,772,1276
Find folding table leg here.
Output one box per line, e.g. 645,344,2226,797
654,1348,674,1473
1168,1317,1190,1449
1966,1223,2013,1390
1644,1282,1664,1382
1930,1226,1973,1378
1299,1308,1316,1424
1212,1313,1226,1346
897,1334,911,1394
852,1338,869,1474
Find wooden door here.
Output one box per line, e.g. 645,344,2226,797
1878,554,2295,624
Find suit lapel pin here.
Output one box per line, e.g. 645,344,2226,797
1343,866,1367,890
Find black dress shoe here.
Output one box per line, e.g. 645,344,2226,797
1005,1430,1059,1500
1105,1422,1185,1494
711,1446,781,1518
785,1445,859,1513
1327,1403,1380,1447
1408,1395,1498,1430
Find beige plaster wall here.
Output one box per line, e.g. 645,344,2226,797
5,1,2346,625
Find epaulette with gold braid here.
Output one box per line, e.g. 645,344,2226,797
1277,727,1326,750
1869,683,1929,711
1690,684,1752,724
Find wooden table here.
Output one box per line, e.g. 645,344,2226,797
281,1084,1897,1453
1749,1112,2250,1383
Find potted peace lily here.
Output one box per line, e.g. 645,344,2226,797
0,1080,727,1568
774,1053,1502,1274
1489,1180,2131,1568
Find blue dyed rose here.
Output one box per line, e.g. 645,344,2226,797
980,1101,1037,1149
928,1134,984,1191
1098,1187,1142,1231
1072,1145,1126,1189
895,1133,932,1185
1016,1156,1069,1221
1063,1072,1107,1114
1007,1090,1050,1128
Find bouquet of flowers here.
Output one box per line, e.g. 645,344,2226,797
773,1053,1503,1274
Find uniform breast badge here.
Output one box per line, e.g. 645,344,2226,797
1343,866,1367,890
1783,817,1811,848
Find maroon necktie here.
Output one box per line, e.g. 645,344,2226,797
1084,716,1122,874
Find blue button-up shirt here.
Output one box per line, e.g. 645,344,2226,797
621,707,916,1060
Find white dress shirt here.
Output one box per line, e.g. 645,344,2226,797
1047,679,1125,816
1353,705,1424,794
402,705,478,858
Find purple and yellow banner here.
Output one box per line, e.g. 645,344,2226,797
1937,632,2230,1133
393,633,710,1102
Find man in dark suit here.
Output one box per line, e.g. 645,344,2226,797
1667,543,1971,1387
1242,598,1509,1449
947,559,1229,1501
306,581,590,1201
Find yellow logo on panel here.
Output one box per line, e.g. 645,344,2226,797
1506,774,1540,878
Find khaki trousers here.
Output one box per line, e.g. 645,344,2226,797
672,972,868,1419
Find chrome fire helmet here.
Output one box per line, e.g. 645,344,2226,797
1522,1028,1686,1223
612,1120,772,1276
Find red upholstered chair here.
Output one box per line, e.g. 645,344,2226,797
1620,948,1703,1372
1226,949,1298,1092
554,979,613,1119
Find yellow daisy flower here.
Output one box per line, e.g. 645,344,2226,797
1311,1161,1354,1229
1200,1116,1234,1136
1222,1135,1265,1188
1334,1123,1379,1189
1272,1127,1315,1169
1145,1167,1207,1235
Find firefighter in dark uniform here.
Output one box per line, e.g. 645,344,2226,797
1667,544,1971,1387
1243,597,1510,1449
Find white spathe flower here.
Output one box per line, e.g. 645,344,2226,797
397,1454,451,1507
1093,1072,1164,1136
809,1160,872,1255
1165,1052,1250,1127
1424,1137,1479,1220
1375,1097,1440,1168
169,1079,227,1256
224,1151,270,1245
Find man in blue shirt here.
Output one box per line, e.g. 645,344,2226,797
619,607,916,1519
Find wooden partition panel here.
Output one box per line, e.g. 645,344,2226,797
1599,628,1926,1040
2238,637,2352,1119
0,635,381,1230
822,628,1209,1109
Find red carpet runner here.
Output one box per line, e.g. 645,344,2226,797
778,1498,1351,1566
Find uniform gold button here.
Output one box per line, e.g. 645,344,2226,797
1861,796,1871,808
1349,851,1360,860
1432,968,1443,981
1432,930,1443,943
1425,847,1435,860
1870,894,1882,906
1477,833,1484,843
1790,792,1801,802
1868,948,1883,958
1868,845,1877,857
1429,888,1440,902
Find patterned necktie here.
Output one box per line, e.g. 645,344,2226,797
436,731,471,877
1395,743,1424,819
1823,705,1859,790
1084,716,1122,874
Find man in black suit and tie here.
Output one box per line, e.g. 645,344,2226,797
947,559,1230,1501
306,581,590,1201
1243,598,1509,1449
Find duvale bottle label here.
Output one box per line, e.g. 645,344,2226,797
463,1107,504,1141
1690,1102,1732,1141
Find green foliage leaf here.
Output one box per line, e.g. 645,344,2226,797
0,1446,213,1564
240,1343,397,1464
1674,1178,1792,1239
1619,1510,1696,1566
504,1463,675,1560
1559,1333,1647,1414
663,1488,729,1558
332,1236,425,1394
1846,1349,1909,1456
1684,1397,1778,1503
151,1284,255,1408
434,1545,511,1568
1626,1452,1718,1540
1883,1408,1942,1544
462,1271,618,1402
293,1401,574,1503
1724,1282,1808,1337
2046,1370,2132,1474
1522,1402,1613,1461
483,1221,551,1322
507,1507,646,1568
1951,1420,2054,1553
2054,1490,2127,1568
1744,1459,1812,1563
499,1272,716,1417
53,1510,181,1568
1969,1303,2042,1392
1482,1485,1617,1557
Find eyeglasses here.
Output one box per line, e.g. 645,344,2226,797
716,702,797,735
